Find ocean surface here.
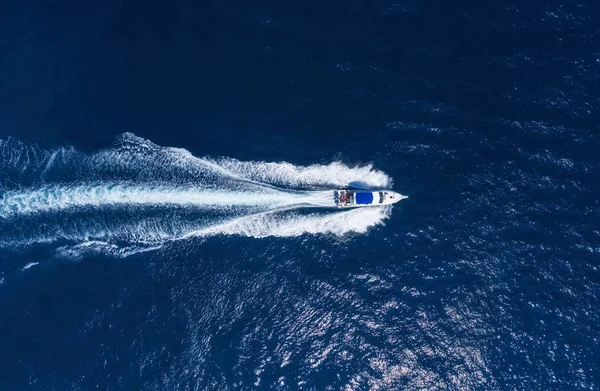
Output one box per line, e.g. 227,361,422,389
1,1,599,389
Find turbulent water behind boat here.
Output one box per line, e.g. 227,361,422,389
0,133,397,251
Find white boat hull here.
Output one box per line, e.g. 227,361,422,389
334,190,405,208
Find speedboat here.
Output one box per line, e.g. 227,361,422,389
334,190,406,208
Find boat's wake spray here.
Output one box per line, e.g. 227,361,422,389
0,133,400,253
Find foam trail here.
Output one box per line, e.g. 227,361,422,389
0,133,400,253
213,158,392,189
295,191,338,207
0,185,312,217
46,207,392,259
1,133,391,190
185,206,392,239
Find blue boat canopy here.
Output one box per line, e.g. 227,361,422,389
355,192,374,205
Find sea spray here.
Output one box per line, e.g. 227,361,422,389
0,133,400,250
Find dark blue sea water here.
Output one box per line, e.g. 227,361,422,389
1,1,599,389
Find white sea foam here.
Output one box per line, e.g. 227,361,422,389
22,262,39,270
212,158,392,189
0,133,402,251
0,186,313,216
50,207,392,259
185,206,392,239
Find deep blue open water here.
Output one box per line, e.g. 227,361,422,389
1,1,599,389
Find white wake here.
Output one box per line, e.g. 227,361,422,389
0,186,329,217
0,133,404,251
185,206,392,239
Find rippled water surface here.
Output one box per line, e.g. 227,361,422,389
1,0,599,389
